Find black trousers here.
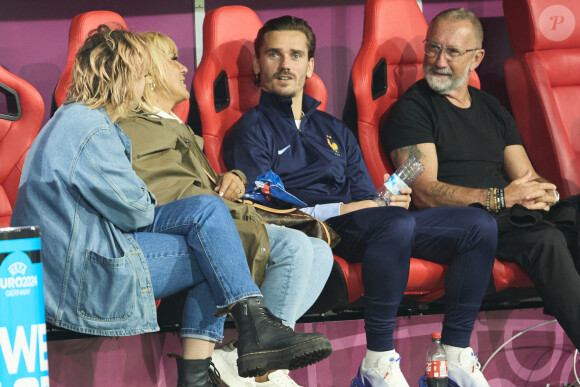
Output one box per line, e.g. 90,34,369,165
496,215,580,350
326,206,497,351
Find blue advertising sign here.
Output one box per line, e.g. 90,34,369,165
0,226,49,387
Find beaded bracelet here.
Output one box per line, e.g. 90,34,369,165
486,188,492,212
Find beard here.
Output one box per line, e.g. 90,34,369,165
423,62,470,95
261,70,306,99
274,86,298,99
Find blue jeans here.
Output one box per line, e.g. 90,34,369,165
262,225,334,328
134,195,261,342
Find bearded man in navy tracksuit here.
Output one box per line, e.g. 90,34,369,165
224,15,495,387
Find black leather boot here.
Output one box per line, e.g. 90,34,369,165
173,356,214,387
229,297,332,378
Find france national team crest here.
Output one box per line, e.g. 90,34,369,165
326,135,341,156
0,226,49,387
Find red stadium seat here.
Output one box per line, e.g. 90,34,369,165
193,5,327,174
504,0,580,199
0,65,44,227
52,10,189,121
350,0,532,299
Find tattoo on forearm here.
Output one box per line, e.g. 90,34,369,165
430,183,456,198
393,145,425,165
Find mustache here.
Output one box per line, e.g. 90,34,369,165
274,70,294,78
427,66,452,76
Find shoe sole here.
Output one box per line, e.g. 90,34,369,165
350,376,366,387
237,336,332,378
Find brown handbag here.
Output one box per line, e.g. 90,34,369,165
204,169,340,248
248,201,341,248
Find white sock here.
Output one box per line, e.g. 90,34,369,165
364,348,397,368
441,344,466,362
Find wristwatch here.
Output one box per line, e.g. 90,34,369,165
554,189,560,203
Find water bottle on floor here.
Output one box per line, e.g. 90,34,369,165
426,332,448,387
374,155,424,206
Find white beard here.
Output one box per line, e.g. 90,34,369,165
423,63,470,95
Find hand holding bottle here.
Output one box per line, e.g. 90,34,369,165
374,156,424,207
385,180,412,209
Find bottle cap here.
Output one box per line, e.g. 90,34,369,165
431,332,441,339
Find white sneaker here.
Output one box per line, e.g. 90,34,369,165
212,340,256,386
447,347,489,387
256,370,302,386
351,353,410,387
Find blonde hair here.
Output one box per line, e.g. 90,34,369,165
66,25,150,119
139,31,180,113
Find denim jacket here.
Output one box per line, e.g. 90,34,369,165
11,103,159,336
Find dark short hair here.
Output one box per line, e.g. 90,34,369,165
254,15,316,60
431,8,484,47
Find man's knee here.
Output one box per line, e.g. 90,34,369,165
501,227,571,273
470,209,498,248
526,228,569,264
365,207,416,242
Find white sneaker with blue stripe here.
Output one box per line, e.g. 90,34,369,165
351,352,410,387
445,346,489,387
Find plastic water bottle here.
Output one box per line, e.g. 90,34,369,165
374,155,424,206
426,332,448,387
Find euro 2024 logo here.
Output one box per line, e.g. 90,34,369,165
8,262,27,277
0,253,37,296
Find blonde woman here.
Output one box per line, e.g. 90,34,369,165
11,25,331,387
119,31,334,387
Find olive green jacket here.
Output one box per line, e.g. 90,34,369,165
119,113,270,284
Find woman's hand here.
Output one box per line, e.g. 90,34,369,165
215,172,245,201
